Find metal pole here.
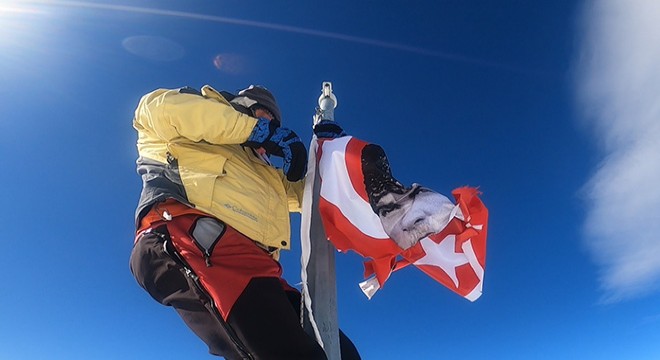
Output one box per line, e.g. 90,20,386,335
301,82,341,360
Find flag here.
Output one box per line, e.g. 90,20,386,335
315,136,488,300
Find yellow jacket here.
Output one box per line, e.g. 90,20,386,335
133,85,304,250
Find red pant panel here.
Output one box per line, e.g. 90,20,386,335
165,214,284,319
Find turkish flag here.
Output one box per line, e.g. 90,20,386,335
316,136,488,300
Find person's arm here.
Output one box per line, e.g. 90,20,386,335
134,87,307,181
280,172,305,213
133,88,257,144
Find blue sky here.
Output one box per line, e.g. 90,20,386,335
1,1,660,359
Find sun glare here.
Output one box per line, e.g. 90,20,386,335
0,1,54,83
0,1,46,45
0,1,44,15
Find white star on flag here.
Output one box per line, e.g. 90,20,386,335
415,235,468,287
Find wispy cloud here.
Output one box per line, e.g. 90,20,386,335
576,0,660,303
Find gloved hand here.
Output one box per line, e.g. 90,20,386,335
313,120,347,139
244,118,308,181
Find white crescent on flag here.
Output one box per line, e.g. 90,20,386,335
314,136,489,300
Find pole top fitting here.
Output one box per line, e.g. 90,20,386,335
320,82,337,106
314,82,338,124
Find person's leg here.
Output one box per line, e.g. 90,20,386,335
132,215,354,359
169,215,327,359
130,226,250,359
227,277,327,360
338,329,362,360
283,289,361,360
171,299,249,358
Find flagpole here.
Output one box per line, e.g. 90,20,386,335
301,82,341,360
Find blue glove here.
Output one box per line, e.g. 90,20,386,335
244,118,308,181
313,120,347,139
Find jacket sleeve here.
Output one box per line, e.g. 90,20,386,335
134,88,258,144
281,172,305,213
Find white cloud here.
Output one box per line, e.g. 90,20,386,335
576,0,660,302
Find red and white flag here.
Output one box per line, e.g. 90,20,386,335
311,136,488,300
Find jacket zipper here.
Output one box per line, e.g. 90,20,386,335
191,240,213,267
192,235,222,267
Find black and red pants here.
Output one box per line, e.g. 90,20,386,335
129,201,360,359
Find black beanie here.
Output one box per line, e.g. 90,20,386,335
231,85,282,123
